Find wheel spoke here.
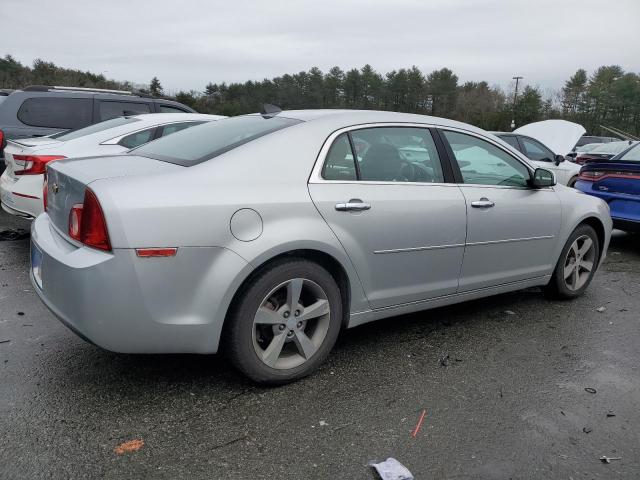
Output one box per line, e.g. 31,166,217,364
580,259,594,272
254,307,283,325
578,237,593,255
293,330,316,359
571,267,579,289
301,299,329,321
286,279,303,310
262,332,287,367
563,262,574,279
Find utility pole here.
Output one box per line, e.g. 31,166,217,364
511,76,523,130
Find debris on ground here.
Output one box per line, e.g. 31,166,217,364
0,339,11,344
114,439,144,455
606,411,616,417
319,420,328,427
411,409,427,438
0,229,29,242
584,387,597,394
504,310,516,315
369,457,414,480
583,426,593,434
17,312,24,316
439,354,450,367
596,306,606,313
600,456,622,464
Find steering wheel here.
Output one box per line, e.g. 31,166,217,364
394,161,417,182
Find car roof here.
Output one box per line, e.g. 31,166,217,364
262,109,490,135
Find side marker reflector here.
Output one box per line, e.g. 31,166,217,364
136,248,178,258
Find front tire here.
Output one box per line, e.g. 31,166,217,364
225,258,342,384
544,224,600,299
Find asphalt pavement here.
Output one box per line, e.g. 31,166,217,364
1,209,639,479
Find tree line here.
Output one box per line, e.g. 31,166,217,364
1,54,639,135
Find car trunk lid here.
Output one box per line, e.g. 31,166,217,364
46,155,182,238
581,161,640,195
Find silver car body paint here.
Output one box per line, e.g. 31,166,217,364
31,110,612,354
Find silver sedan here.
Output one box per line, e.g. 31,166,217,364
31,110,612,383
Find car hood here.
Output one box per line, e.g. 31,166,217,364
514,120,585,155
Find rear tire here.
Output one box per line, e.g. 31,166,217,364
544,224,600,299
225,258,342,385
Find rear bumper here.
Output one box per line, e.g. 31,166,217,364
575,180,640,228
31,213,251,354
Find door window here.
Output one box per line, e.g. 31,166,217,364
443,130,530,187
158,121,202,137
17,97,92,129
159,104,188,113
520,137,554,162
118,128,156,148
99,101,151,121
498,135,521,151
323,127,445,183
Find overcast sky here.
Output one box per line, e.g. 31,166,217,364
3,0,639,94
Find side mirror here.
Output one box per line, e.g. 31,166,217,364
554,154,565,165
531,168,556,188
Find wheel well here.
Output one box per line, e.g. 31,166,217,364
223,249,352,338
580,217,606,254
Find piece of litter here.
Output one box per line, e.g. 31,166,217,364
439,354,450,367
0,340,10,344
600,456,622,464
369,458,414,480
606,411,616,417
114,439,144,455
583,426,593,434
504,310,516,315
0,229,29,242
411,409,427,438
596,307,606,313
584,387,597,394
17,312,24,316
319,420,328,426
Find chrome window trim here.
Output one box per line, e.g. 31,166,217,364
309,122,541,188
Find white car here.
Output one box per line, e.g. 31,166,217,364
1,113,224,218
493,120,585,186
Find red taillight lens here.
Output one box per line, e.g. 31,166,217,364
578,170,604,181
0,129,5,154
43,173,48,212
13,155,66,175
67,189,111,251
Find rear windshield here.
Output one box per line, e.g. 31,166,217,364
618,143,640,162
591,141,636,155
131,115,302,166
50,116,140,141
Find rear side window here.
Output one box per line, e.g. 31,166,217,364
498,135,521,150
158,121,202,137
99,101,151,121
118,127,156,149
18,97,92,129
323,133,356,180
132,115,303,166
159,105,188,113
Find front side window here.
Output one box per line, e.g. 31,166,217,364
99,101,151,121
443,130,530,187
322,127,445,183
18,97,92,129
520,137,554,161
132,115,302,166
118,127,156,149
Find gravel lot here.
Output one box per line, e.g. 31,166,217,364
1,210,639,479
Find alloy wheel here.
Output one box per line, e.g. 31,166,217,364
563,235,596,291
252,278,331,369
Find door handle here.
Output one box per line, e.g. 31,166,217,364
335,199,371,212
471,197,495,208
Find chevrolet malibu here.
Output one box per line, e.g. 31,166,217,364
31,110,612,384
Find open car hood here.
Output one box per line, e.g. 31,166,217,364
514,120,585,155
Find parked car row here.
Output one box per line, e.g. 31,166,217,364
19,105,612,384
0,85,196,174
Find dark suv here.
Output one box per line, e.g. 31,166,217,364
0,86,195,171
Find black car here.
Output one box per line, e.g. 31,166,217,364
0,85,195,172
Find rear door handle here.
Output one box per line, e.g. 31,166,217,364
471,197,495,208
335,199,371,212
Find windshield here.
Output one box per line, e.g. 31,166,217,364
618,143,640,162
132,115,303,166
51,116,140,141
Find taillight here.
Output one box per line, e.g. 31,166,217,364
67,189,111,251
13,155,66,175
575,156,589,165
579,170,640,181
578,170,604,181
0,129,5,155
43,172,48,211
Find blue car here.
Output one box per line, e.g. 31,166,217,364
575,142,640,232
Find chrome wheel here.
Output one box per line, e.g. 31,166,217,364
252,278,331,370
563,235,596,291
